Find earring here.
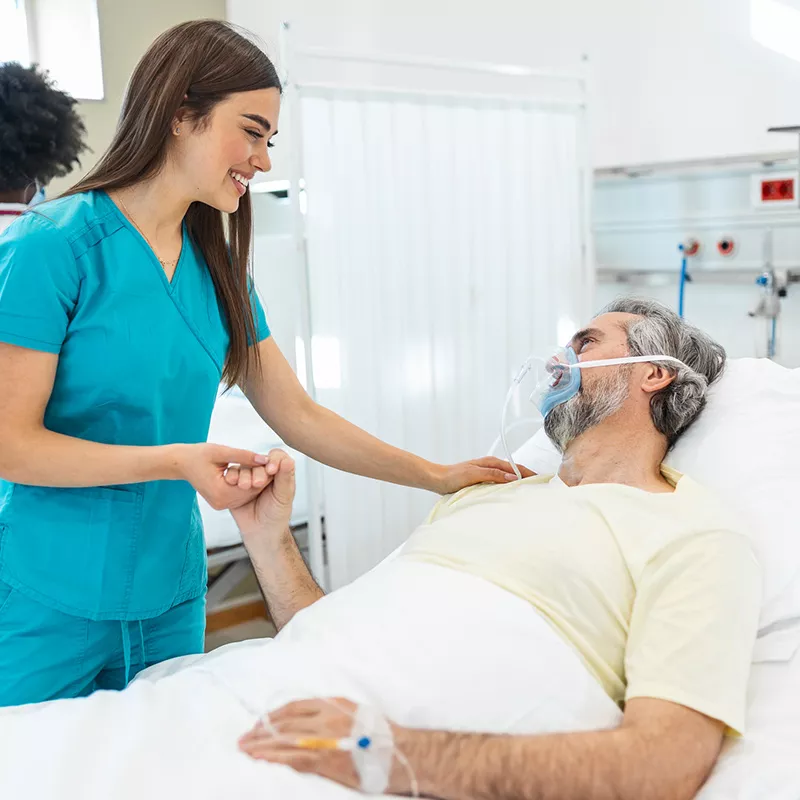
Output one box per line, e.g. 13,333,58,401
174,126,181,135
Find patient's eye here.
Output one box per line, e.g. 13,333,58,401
578,337,596,352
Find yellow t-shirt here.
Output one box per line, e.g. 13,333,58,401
400,466,762,735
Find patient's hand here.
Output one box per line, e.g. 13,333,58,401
239,698,400,792
229,449,296,538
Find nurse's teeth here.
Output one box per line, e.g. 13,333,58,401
230,171,249,187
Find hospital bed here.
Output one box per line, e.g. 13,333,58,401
201,355,800,797
1,358,798,799
0,557,798,800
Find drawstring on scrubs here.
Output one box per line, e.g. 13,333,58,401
120,620,147,687
121,622,131,686
138,621,146,673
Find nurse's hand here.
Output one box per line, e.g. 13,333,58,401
432,457,536,494
229,450,296,538
176,443,271,511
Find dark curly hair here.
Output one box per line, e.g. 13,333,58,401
0,62,88,193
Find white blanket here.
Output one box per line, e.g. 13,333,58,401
0,560,798,799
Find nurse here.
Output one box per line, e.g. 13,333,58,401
0,62,88,233
0,20,528,707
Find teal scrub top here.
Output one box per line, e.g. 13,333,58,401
0,191,270,621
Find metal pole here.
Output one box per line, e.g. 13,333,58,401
291,81,582,111
577,55,595,321
295,45,585,82
23,0,39,62
281,21,329,589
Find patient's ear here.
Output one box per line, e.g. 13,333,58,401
641,364,675,395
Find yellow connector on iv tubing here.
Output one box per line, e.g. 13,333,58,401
295,737,343,750
294,736,370,751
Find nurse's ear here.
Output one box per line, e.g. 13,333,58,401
171,97,191,136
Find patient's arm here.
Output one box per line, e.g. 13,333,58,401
240,696,724,800
246,524,324,632
229,452,324,631
391,697,723,800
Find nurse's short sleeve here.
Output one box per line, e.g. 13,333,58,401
624,530,762,736
248,278,271,344
0,215,80,354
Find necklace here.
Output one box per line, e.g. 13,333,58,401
116,194,180,269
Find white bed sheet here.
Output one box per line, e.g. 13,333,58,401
0,561,797,800
0,561,621,800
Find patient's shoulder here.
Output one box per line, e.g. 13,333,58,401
665,473,754,549
673,471,734,513
426,474,554,523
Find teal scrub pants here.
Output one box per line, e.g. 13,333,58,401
0,578,206,707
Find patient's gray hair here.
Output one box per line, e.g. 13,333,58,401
600,297,726,448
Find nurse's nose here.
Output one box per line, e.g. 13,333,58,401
251,147,271,175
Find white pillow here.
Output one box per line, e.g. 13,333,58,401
513,358,800,632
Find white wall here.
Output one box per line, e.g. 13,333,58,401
32,0,104,100
48,0,227,195
229,0,800,175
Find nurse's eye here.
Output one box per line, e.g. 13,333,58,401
245,128,264,140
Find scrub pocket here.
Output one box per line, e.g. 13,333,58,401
0,484,143,618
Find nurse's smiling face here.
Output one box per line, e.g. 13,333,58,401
173,88,281,213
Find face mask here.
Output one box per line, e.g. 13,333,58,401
531,347,691,418
28,183,46,207
499,347,691,479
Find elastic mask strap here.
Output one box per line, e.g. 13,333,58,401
570,354,688,370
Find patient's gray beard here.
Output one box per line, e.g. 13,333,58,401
543,368,632,453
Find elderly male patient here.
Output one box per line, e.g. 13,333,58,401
230,297,761,800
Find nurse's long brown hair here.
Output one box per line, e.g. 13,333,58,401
64,20,281,387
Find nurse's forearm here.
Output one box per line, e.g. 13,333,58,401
0,428,186,487
282,402,443,492
246,337,444,492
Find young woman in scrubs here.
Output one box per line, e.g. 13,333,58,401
0,20,528,707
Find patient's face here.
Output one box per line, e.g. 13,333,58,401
543,312,639,452
568,312,636,365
